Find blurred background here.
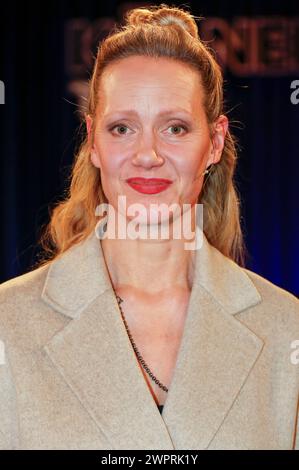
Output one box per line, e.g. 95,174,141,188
0,1,298,296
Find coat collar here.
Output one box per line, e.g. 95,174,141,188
41,217,262,320
41,218,264,449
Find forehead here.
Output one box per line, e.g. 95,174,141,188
98,56,204,116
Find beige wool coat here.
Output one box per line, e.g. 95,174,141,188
0,221,299,450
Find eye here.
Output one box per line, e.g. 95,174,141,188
167,124,188,135
108,123,131,136
108,122,189,136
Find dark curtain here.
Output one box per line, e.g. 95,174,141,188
0,0,298,296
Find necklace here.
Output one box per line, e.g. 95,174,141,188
114,289,168,393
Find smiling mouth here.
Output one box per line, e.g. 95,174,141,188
126,177,173,185
125,178,173,194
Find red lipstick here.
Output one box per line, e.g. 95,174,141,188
126,177,173,194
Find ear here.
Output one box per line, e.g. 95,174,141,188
85,113,101,169
207,114,229,166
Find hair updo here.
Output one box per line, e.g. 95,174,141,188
36,3,246,270
125,4,200,39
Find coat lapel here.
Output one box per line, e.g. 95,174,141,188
41,219,264,449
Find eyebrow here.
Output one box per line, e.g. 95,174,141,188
103,108,192,119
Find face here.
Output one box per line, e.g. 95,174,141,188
87,55,228,227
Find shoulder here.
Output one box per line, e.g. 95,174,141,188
239,266,299,337
242,267,299,310
0,264,49,305
0,264,56,347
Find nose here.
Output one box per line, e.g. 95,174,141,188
131,136,164,169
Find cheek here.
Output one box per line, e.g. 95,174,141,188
101,157,120,176
175,148,205,180
174,142,210,197
94,141,122,176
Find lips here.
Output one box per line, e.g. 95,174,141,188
126,177,173,185
126,177,173,194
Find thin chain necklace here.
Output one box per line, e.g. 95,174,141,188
113,289,168,393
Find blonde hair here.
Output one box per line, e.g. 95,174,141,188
35,3,247,269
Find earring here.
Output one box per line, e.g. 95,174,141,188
201,163,214,177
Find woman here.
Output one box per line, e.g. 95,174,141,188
0,4,298,450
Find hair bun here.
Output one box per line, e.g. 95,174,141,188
125,8,154,27
125,4,200,40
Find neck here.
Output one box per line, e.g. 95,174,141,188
99,216,197,296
